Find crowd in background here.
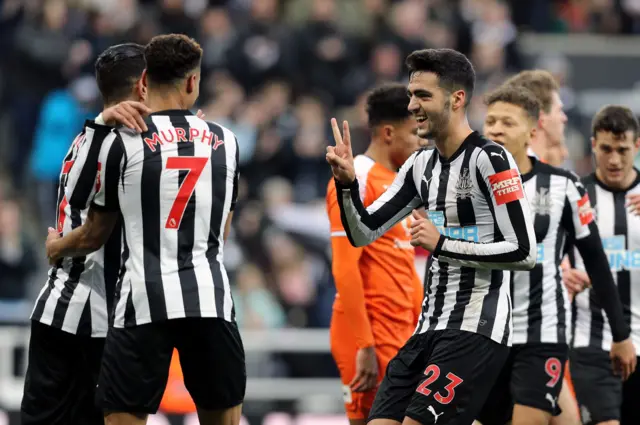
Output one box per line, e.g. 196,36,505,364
1,0,640,330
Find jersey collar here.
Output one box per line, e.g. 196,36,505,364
148,109,194,117
437,131,477,164
593,167,640,193
520,156,540,183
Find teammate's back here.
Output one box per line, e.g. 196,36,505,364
44,34,247,425
112,111,239,325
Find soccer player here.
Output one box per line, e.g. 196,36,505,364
571,105,640,425
45,34,244,425
20,43,150,425
327,83,425,425
476,86,635,425
502,70,569,167
326,48,537,425
503,70,580,425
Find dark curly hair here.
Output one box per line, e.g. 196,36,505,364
592,105,640,140
406,48,475,107
366,83,411,127
144,34,203,85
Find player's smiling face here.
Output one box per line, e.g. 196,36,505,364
407,71,451,140
592,130,640,189
483,101,535,161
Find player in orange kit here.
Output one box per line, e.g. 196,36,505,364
327,83,426,425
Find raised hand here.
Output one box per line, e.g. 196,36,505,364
326,118,356,184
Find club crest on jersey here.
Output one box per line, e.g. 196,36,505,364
455,168,473,199
533,187,552,216
577,194,594,226
488,169,524,205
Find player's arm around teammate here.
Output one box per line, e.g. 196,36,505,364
46,130,124,263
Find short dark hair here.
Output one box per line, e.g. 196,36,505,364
485,85,541,121
592,105,640,139
502,70,559,113
405,48,475,107
94,43,145,104
366,83,411,127
144,34,203,85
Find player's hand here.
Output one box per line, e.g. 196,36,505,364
327,118,356,184
626,193,640,216
350,346,378,392
196,109,205,119
102,101,151,133
610,338,637,381
562,267,591,298
45,227,61,265
410,210,441,252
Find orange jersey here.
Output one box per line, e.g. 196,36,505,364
327,155,423,348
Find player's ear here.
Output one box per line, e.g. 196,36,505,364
451,89,465,111
186,74,196,94
383,124,394,145
529,123,537,141
591,136,597,151
136,78,147,102
141,69,148,89
634,136,640,150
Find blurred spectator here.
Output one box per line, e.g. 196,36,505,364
29,75,99,223
233,263,286,329
225,0,297,94
0,195,36,321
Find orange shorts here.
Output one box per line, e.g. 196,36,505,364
329,311,413,419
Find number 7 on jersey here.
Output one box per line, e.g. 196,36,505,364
166,157,208,229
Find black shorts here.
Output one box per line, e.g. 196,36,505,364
97,317,246,414
477,343,568,424
21,320,105,425
571,347,640,425
367,329,509,425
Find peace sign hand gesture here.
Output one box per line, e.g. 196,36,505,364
326,118,356,184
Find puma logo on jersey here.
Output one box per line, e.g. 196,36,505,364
490,151,505,160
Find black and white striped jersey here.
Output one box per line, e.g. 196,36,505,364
31,122,121,337
573,172,640,352
336,131,537,346
513,159,613,345
86,110,239,328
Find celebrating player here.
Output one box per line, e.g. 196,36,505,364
504,69,581,425
326,48,536,425
571,105,640,425
327,83,425,425
476,86,635,425
503,70,569,167
21,43,150,425
45,34,245,425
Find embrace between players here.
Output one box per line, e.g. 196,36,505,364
21,34,639,425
